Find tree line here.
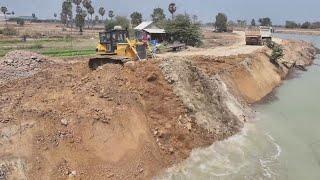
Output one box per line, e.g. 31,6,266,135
58,1,203,46
214,14,273,32
285,20,320,29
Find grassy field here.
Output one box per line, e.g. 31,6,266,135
0,22,102,58
0,36,97,58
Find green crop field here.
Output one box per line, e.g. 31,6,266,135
0,37,97,58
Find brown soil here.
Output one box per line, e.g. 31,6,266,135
0,32,316,179
201,29,241,48
0,59,219,179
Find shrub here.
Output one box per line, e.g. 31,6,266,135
105,16,130,31
266,41,284,65
1,27,18,36
259,17,272,26
301,21,311,29
29,43,44,49
285,21,299,29
165,14,202,47
17,18,25,26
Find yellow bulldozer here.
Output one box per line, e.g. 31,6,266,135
89,28,147,69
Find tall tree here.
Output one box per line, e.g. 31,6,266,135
285,21,299,29
94,15,99,25
192,15,198,24
301,21,311,29
237,20,246,27
105,16,129,31
61,0,73,27
251,18,256,26
168,3,177,20
99,7,105,21
73,0,84,31
1,6,8,27
73,0,82,6
75,8,87,33
151,8,166,27
108,10,115,20
165,14,202,46
215,13,228,32
82,0,91,8
54,13,57,22
82,0,92,28
87,5,95,28
259,17,272,26
130,12,142,27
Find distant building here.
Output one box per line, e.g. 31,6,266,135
134,21,166,43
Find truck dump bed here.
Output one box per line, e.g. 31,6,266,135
245,29,262,45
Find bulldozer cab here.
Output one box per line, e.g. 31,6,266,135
99,30,129,53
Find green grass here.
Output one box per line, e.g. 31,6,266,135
0,36,97,58
41,49,95,57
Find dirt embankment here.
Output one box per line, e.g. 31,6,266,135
0,54,226,179
0,39,316,179
220,40,316,103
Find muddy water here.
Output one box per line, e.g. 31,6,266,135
156,34,320,180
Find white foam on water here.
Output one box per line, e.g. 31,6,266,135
259,133,282,178
155,121,283,180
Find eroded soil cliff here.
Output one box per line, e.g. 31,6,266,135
0,39,316,179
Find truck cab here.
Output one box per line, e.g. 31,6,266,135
259,26,273,41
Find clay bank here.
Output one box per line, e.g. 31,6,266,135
156,34,320,179
0,34,317,179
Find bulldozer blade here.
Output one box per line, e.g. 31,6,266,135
88,56,129,70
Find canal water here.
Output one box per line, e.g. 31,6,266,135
157,34,320,180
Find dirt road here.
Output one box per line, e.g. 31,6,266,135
159,31,265,58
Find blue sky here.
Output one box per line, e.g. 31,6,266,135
0,0,319,25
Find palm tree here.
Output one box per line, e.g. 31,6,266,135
72,0,82,6
168,3,177,20
192,15,198,24
1,6,8,26
82,0,92,28
73,0,83,29
99,7,105,21
108,10,114,20
87,5,94,28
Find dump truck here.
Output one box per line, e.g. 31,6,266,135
245,26,273,45
245,29,262,45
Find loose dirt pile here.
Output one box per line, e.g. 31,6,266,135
0,57,223,179
0,50,50,84
201,30,240,48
